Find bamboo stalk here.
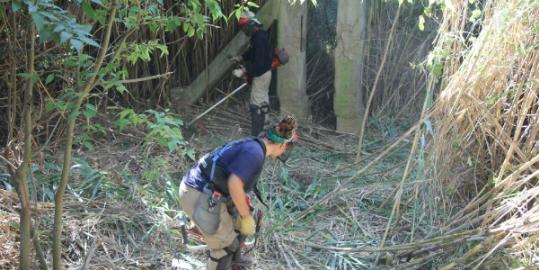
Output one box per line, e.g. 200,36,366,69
356,3,402,162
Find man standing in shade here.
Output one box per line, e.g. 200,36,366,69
232,12,273,136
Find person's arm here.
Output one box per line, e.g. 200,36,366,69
228,173,256,236
228,173,250,217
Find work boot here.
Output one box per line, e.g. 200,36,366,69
249,105,265,136
232,253,254,269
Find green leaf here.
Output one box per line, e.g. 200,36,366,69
31,13,46,31
116,118,129,130
418,15,425,31
45,99,57,112
53,24,65,32
470,8,481,22
83,103,97,118
17,72,39,84
196,28,204,39
95,9,106,25
11,1,21,12
70,39,83,51
78,35,100,48
82,1,97,21
234,9,241,20
45,74,55,84
27,2,37,13
246,1,259,8
115,83,127,93
118,108,133,119
68,109,80,122
187,26,195,37
148,22,159,33
60,31,72,43
165,16,181,32
39,11,56,20
185,149,196,161
39,29,54,42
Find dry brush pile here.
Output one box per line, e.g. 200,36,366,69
421,0,538,268
256,0,538,268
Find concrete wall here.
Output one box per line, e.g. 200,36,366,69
275,1,309,120
334,0,368,133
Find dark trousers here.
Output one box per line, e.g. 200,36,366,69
249,104,267,136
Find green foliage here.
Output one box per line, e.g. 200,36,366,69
11,0,99,51
179,0,226,39
15,0,232,125
0,173,14,192
138,156,181,208
116,108,144,130
71,158,127,200
145,109,185,152
45,88,79,115
126,40,169,65
231,0,259,20
425,46,449,80
30,162,61,202
418,14,425,31
74,122,106,150
115,108,188,153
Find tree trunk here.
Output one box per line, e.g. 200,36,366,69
52,7,117,270
333,0,368,133
17,21,36,270
275,1,309,120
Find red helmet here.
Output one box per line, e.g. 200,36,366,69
238,17,250,27
238,12,261,31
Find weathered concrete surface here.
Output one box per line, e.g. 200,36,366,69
275,1,309,120
334,0,368,133
171,0,277,105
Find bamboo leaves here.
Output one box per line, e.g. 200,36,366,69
12,0,99,51
126,40,169,65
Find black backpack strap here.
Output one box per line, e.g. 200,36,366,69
253,137,266,156
205,137,264,195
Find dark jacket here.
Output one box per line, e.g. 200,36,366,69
242,30,272,77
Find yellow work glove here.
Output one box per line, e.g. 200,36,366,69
238,215,256,236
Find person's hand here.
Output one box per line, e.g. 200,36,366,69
232,68,244,78
238,215,256,236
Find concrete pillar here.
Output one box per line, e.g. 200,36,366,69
334,0,368,133
275,0,309,121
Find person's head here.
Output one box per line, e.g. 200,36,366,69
238,11,261,36
260,115,298,161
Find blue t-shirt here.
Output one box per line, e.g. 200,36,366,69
182,138,266,194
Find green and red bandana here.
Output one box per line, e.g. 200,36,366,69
267,128,298,144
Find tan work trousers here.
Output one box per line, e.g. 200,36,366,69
249,70,272,107
179,182,238,270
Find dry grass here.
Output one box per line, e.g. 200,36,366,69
422,0,539,268
0,1,536,268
